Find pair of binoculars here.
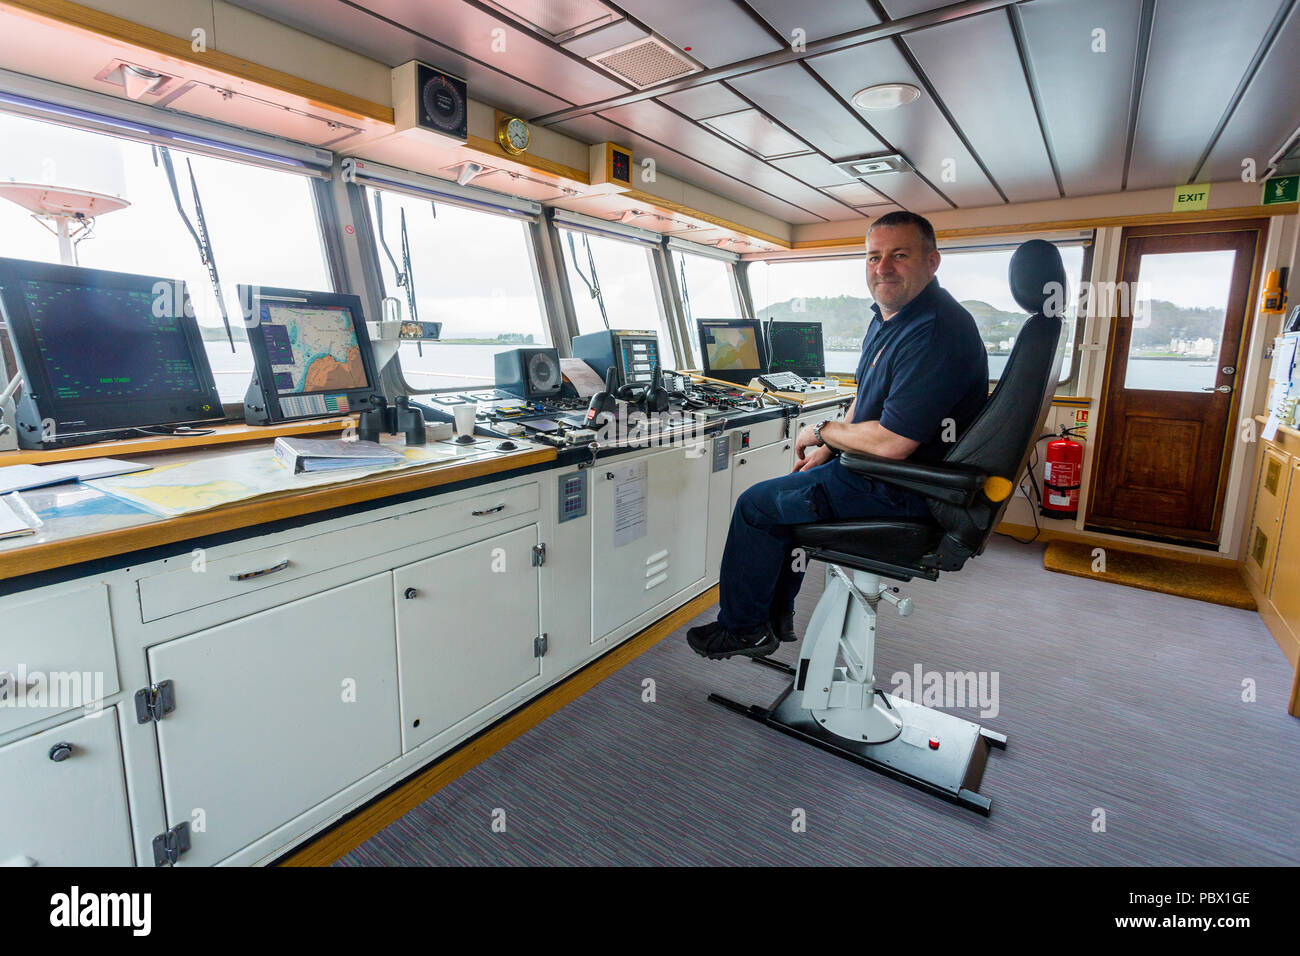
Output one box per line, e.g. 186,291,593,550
358,395,425,445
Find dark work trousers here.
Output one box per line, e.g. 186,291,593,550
716,455,931,632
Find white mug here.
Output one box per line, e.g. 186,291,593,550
453,403,478,436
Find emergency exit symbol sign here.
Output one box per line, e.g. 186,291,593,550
1262,175,1299,205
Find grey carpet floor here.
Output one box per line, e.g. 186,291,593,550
337,536,1300,866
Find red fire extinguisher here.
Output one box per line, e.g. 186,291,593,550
1041,427,1084,519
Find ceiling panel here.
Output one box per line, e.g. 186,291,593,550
599,101,864,219
226,0,574,116
1126,0,1287,190
700,109,809,158
1200,0,1300,183
770,153,856,187
807,41,1001,207
903,11,1057,203
558,18,648,57
727,63,888,160
880,0,970,17
552,112,827,223
860,171,951,212
611,0,783,68
822,180,890,205
655,82,749,119
1016,0,1139,197
742,0,880,44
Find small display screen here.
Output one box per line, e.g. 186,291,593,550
769,321,825,378
257,303,370,396
700,322,763,373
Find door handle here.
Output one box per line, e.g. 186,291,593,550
472,504,506,516
1202,385,1232,393
229,559,290,581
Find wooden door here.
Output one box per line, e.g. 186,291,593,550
1087,220,1265,545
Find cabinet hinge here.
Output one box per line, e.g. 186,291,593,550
534,633,548,658
134,680,175,724
152,821,191,866
532,543,546,567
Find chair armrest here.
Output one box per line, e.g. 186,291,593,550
839,452,988,507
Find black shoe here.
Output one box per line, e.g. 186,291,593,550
769,610,797,644
687,620,779,660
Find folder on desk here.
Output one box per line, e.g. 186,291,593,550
274,437,403,474
0,494,38,540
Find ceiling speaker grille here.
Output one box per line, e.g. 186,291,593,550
590,37,699,89
480,0,616,41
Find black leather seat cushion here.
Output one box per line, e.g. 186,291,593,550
790,519,946,580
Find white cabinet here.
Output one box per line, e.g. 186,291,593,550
0,708,134,866
394,525,542,752
146,573,401,866
591,446,711,641
731,437,795,512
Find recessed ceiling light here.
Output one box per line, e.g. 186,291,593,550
852,83,921,111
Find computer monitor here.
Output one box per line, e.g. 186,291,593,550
768,321,826,379
240,285,380,424
0,258,223,449
571,329,661,388
697,318,767,385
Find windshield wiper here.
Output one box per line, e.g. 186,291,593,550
375,192,423,355
154,146,235,352
566,231,609,329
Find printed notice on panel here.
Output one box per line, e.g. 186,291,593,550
613,460,648,547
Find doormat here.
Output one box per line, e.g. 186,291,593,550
1043,540,1256,610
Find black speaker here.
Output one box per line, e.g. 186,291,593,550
495,347,562,398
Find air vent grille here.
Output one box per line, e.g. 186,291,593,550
590,37,699,89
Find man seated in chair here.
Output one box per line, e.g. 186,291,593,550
688,211,990,660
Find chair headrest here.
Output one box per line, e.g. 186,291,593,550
1009,239,1067,317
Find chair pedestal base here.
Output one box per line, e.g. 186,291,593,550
709,682,1006,816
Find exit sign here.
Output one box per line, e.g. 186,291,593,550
1173,183,1211,211
1262,175,1299,205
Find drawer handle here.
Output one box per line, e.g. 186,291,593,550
230,559,291,582
472,503,506,516
48,742,74,762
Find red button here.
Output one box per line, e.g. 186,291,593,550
928,737,940,750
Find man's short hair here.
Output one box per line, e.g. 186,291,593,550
867,211,937,253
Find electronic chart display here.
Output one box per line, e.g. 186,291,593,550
697,318,767,384
239,285,380,424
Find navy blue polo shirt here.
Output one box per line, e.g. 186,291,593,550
851,278,988,463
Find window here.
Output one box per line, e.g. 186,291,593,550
673,249,740,366
368,188,548,390
747,257,870,376
936,243,1088,383
0,111,332,402
747,241,1089,383
560,229,677,368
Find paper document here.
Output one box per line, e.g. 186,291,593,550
0,458,148,495
1271,336,1297,384
561,358,606,399
0,493,38,540
612,460,648,547
1263,414,1281,442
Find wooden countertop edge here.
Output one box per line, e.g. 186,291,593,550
0,447,556,581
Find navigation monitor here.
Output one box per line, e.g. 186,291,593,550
572,329,661,388
697,318,767,385
240,285,380,424
0,258,223,448
768,321,826,379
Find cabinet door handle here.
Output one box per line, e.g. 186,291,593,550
472,504,506,516
230,559,290,582
48,742,74,762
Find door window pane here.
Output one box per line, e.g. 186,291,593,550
369,189,549,390
560,229,676,367
0,111,331,403
1123,250,1235,392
